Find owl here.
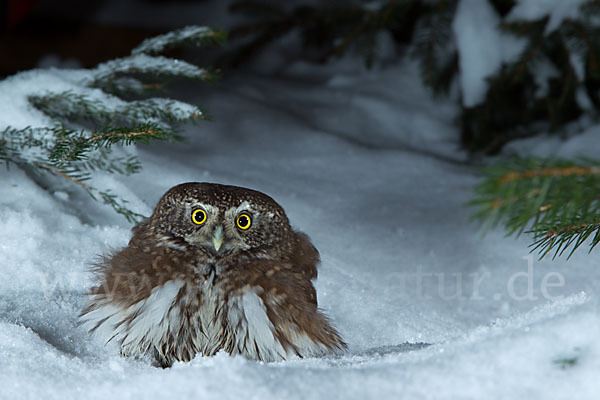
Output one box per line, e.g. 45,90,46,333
80,182,345,367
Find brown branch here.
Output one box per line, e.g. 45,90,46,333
88,129,158,142
490,187,543,209
499,166,600,185
41,164,89,190
142,83,164,90
544,221,600,238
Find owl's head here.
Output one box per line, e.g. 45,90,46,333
148,182,293,259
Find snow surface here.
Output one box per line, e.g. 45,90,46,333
2,29,600,400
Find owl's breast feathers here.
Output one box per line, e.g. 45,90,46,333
80,230,346,367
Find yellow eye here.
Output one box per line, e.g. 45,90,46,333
236,213,252,230
191,208,207,225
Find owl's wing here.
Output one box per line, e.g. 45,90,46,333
226,252,345,359
257,273,347,357
80,279,185,359
80,243,193,365
292,231,319,279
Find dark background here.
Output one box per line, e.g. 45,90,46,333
0,0,222,77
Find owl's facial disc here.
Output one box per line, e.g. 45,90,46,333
186,223,232,256
182,203,254,256
201,222,249,256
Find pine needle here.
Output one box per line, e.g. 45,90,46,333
470,157,600,259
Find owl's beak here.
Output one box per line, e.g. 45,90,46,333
212,225,224,252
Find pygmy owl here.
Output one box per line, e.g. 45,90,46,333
80,182,345,367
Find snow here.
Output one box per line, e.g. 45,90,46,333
508,0,589,33
453,0,525,107
0,69,88,129
2,14,600,400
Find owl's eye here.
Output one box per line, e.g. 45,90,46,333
191,208,207,225
236,213,252,230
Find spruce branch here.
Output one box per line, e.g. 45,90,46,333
411,0,458,94
1,25,221,223
501,17,548,83
39,163,91,190
90,54,220,94
93,54,214,81
95,190,147,223
225,1,419,67
31,91,205,129
1,126,148,222
132,26,227,55
226,1,599,152
470,157,600,259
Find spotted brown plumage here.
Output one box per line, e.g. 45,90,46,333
80,182,346,367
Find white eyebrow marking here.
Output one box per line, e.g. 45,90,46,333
235,201,253,213
190,203,219,215
224,201,259,220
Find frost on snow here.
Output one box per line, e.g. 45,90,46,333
91,54,211,86
132,26,218,55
